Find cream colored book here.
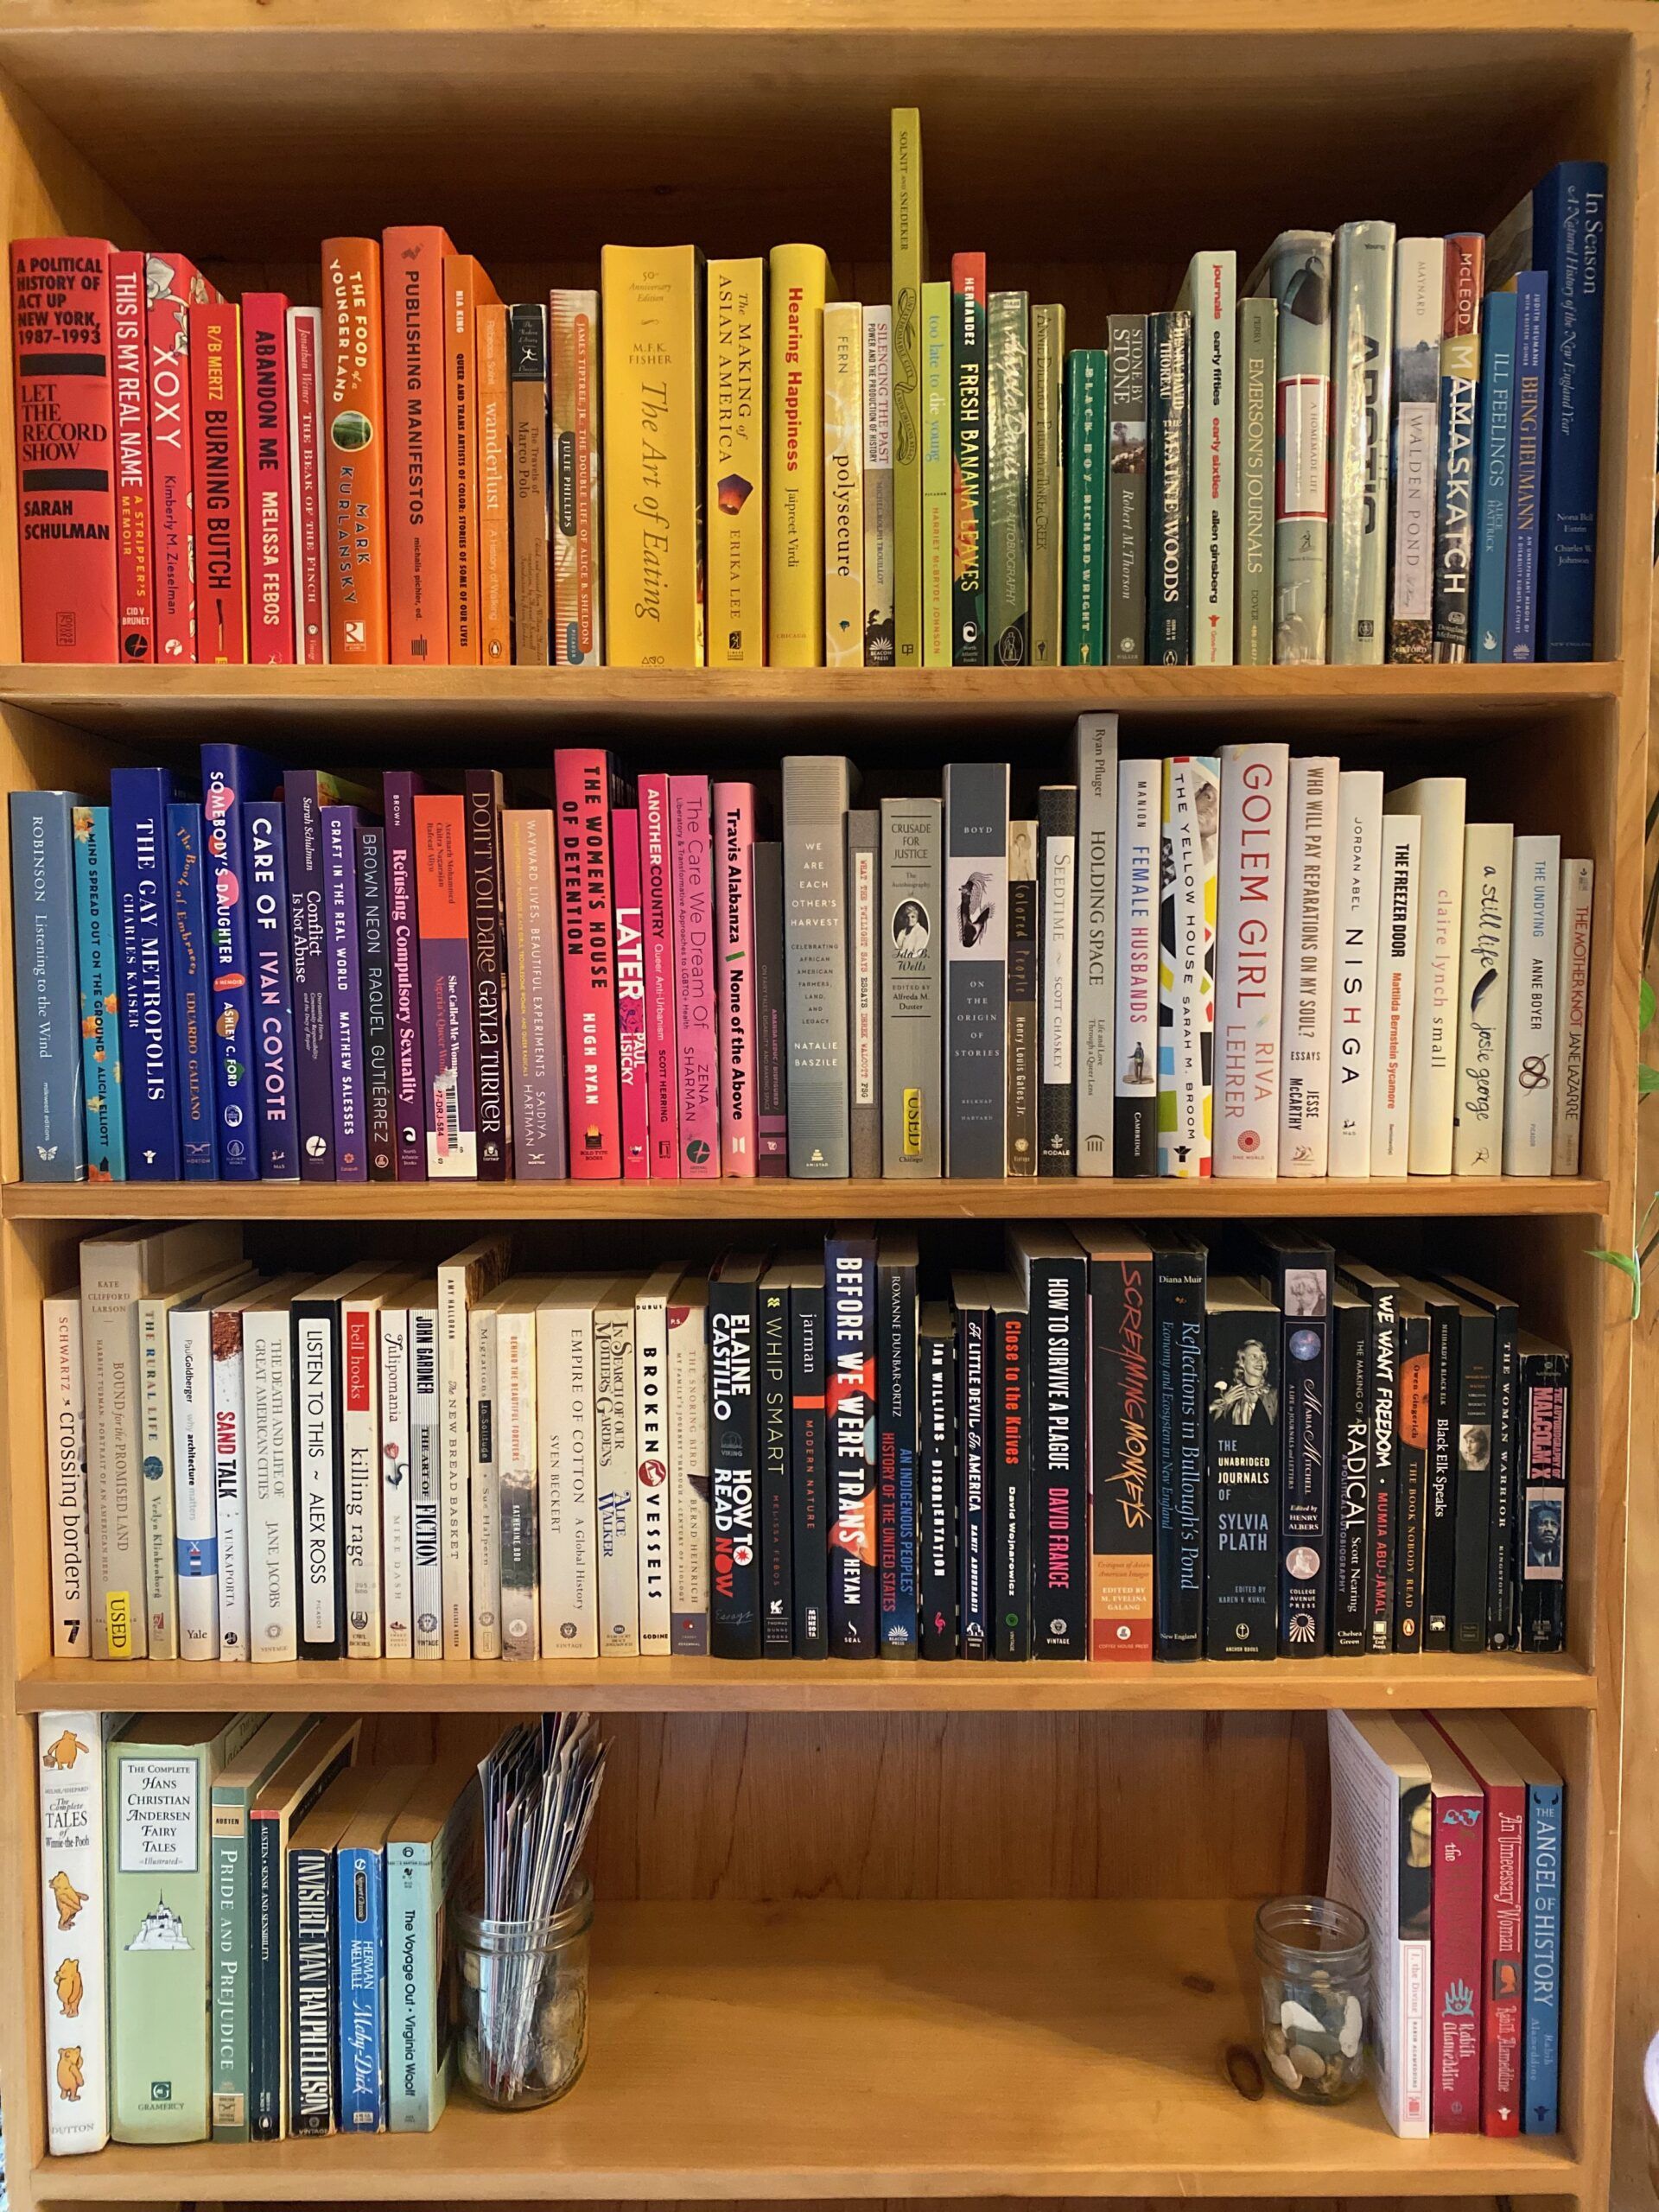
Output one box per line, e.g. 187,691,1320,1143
633,1262,683,1655
768,242,830,666
1452,821,1513,1175
706,257,765,667
1552,857,1594,1174
1370,814,1420,1173
1504,833,1560,1175
823,300,865,669
536,1276,607,1660
1384,776,1466,1173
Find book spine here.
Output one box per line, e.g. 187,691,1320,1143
378,1304,412,1659
709,1273,761,1658
1452,821,1513,1174
190,302,248,662
1552,858,1593,1173
43,1298,89,1655
342,1294,385,1657
1478,1772,1528,2134
985,292,1031,665
11,238,118,661
201,746,271,1180
1504,835,1560,1173
412,794,478,1179
788,1278,829,1658
250,1812,284,2135
1152,1245,1206,1661
1524,1779,1564,2133
1211,742,1287,1176
1063,350,1106,664
552,750,621,1177
1422,1299,1460,1649
759,1278,793,1655
594,1300,639,1656
752,839,789,1175
1156,755,1219,1176
322,238,389,664
1114,758,1160,1173
768,244,827,666
715,783,758,1174
1535,162,1605,660
167,803,219,1178
550,288,603,666
1204,1305,1280,1658
212,1307,251,1660
508,302,550,664
1329,222,1394,664
1429,1778,1485,2132
944,760,1010,1176
381,773,427,1181
1006,823,1038,1177
383,226,452,665
147,253,207,664
1393,1306,1430,1648
1106,315,1147,664
463,772,512,1179
39,1710,111,2153
111,767,181,1179
11,792,86,1180
241,293,295,663
358,825,396,1179
669,773,721,1177
284,774,335,1179
1185,252,1236,665
1371,816,1421,1172
705,261,765,668
474,304,512,664
1486,1300,1521,1649
848,808,882,1177
409,1302,443,1658
918,1318,957,1657
1365,1282,1401,1653
880,798,944,1178
137,1293,180,1659
1519,1346,1570,1651
957,1301,990,1657
1037,785,1077,1173
827,1232,877,1656
1471,288,1517,661
110,251,153,663
613,808,651,1179
287,307,327,663
467,1306,500,1658
992,1297,1029,1662
1147,311,1192,664
1072,714,1117,1175
245,1312,299,1662
950,255,987,663
919,279,951,666
336,1843,384,2130
826,298,868,668
1091,1255,1154,1661
638,776,680,1175
1234,298,1276,664
1404,776,1468,1174
1451,1310,1497,1652
72,804,124,1180
1433,235,1484,662
1504,272,1548,663
861,304,896,664
287,1836,336,2135
1274,1248,1332,1656
890,107,924,668
876,1250,918,1656
1278,756,1338,1175
322,808,368,1180
1329,1297,1370,1653
1390,239,1444,662
1329,771,1384,1177
667,1290,710,1654
538,1300,597,1658
782,754,851,1176
1030,1253,1087,1657
632,1291,670,1657
1266,235,1332,663
293,1296,345,1659
1028,302,1065,666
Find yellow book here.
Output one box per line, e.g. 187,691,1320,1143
823,301,865,668
768,243,830,666
475,302,512,664
890,105,925,667
601,244,704,667
921,278,951,667
706,257,766,667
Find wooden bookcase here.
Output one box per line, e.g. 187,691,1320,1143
0,5,1650,2208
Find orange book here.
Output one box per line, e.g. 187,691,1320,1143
321,236,390,663
382,224,454,665
475,302,512,665
444,253,500,666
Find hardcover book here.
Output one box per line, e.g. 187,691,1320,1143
1399,1717,1485,2134
1063,349,1106,665
950,254,987,664
1251,229,1332,664
1106,313,1148,664
943,761,1010,1177
613,808,650,1179
601,245,702,666
1234,296,1276,665
890,106,925,669
1389,239,1445,663
824,298,866,668
321,238,389,663
1371,813,1421,1173
1452,820,1514,1174
1504,834,1560,1174
1146,311,1192,664
715,782,758,1175
787,1260,829,1657
507,302,551,664
1079,1227,1154,1661
826,1226,877,1656
639,776,680,1175
110,252,153,664
1072,714,1118,1175
753,837,789,1175
1205,1275,1281,1659
1330,771,1384,1177
782,755,854,1176
40,1711,120,2153
555,748,623,1179
381,226,454,664
240,292,295,664
875,1236,920,1655
1279,754,1338,1176
149,252,217,664
920,279,952,665
1433,234,1484,662
72,802,124,1180
1471,287,1517,662
1006,818,1038,1177
1157,754,1219,1177
918,1303,957,1658
1008,1226,1088,1657
12,791,86,1180
1037,785,1077,1173
1211,741,1287,1177
1385,776,1466,1174
880,797,943,1178
861,303,896,664
1176,250,1236,665
707,258,765,666
1028,302,1065,665
669,775,720,1178
1251,1226,1333,1655
1552,857,1593,1173
986,290,1030,664
709,1253,765,1659
1328,221,1395,664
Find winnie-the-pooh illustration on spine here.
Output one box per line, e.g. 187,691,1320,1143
37,1709,111,2152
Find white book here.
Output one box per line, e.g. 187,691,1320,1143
43,1294,89,1658
635,1263,683,1656
243,1277,310,1664
1553,858,1594,1174
1176,249,1237,665
1328,771,1384,1177
1211,741,1288,1176
861,304,895,663
210,1282,269,1662
437,1235,512,1659
667,1275,712,1653
1505,834,1561,1174
1330,220,1396,664
497,1281,554,1661
39,1709,124,2154
1370,816,1421,1173
1389,239,1445,663
537,1277,604,1659
595,1279,642,1655
1039,786,1077,1168
1278,754,1339,1175
1156,755,1219,1176
378,1296,414,1660
1384,776,1466,1172
1071,713,1118,1174
1452,822,1514,1174
168,1298,220,1660
469,1298,503,1661
342,1271,414,1660
1325,1710,1432,2138
286,304,327,663
408,1288,443,1660
1115,759,1160,1173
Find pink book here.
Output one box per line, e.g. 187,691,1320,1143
555,747,624,1178
240,292,296,664
714,780,758,1177
1433,1714,1527,2135
1402,1717,1484,2134
669,775,720,1179
639,774,679,1177
110,251,153,663
613,806,651,1179
146,251,216,663
287,306,327,664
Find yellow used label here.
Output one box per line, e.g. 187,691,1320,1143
903,1087,923,1158
105,1590,132,1658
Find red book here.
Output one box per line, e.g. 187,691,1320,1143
714,780,758,1177
286,307,327,664
10,237,117,661
554,747,624,1179
1402,1716,1484,2133
189,301,248,662
669,774,720,1179
145,251,216,663
109,250,152,662
382,225,454,664
639,774,679,1177
1434,1713,1527,2134
613,807,650,1179
240,292,294,664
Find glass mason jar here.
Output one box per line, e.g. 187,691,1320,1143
1253,1893,1370,2104
455,1872,593,2110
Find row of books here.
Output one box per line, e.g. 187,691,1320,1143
49,1218,1569,1669
38,1709,480,2153
9,137,1605,671
10,724,1593,1185
1328,1709,1564,2139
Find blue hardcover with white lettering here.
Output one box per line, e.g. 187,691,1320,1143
243,800,300,1180
111,765,181,1178
336,1838,386,2132
73,801,126,1179
1524,1777,1564,2133
1504,272,1549,664
201,743,280,1179
167,800,219,1178
1470,288,1516,663
1533,162,1606,662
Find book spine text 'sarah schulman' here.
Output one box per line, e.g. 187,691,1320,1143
240,291,295,664
861,304,895,665
321,238,389,663
550,288,603,668
601,245,702,667
382,226,454,665
823,299,866,670
951,252,987,664
706,257,765,668
669,774,721,1178
783,754,854,1176
769,242,830,667
1234,296,1276,665
109,251,153,664
189,299,248,664
555,748,623,1178
1211,741,1287,1177
1329,220,1395,664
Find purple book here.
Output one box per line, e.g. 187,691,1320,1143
200,742,279,1180
243,800,300,1179
284,770,336,1179
382,771,428,1180
322,805,369,1182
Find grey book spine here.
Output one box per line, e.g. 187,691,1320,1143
1072,714,1117,1174
880,797,943,1177
986,291,1030,665
1005,818,1038,1177
944,761,1010,1177
1234,298,1277,665
1107,314,1147,664
782,754,853,1176
11,790,86,1180
1028,302,1065,665
1329,220,1396,665
1255,229,1333,664
1037,784,1077,1173
846,808,881,1178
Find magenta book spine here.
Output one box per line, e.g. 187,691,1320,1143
613,805,651,1179
639,772,680,1178
669,775,721,1179
714,779,758,1177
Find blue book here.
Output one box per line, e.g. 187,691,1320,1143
201,743,281,1181
110,765,182,1178
168,801,219,1178
244,800,300,1181
10,790,86,1180
1504,272,1549,663
1470,289,1517,663
72,803,126,1179
322,805,368,1182
334,1777,415,2135
1524,1769,1565,2133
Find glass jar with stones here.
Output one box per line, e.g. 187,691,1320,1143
455,1872,593,2110
1253,1894,1370,2104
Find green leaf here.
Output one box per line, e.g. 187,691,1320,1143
1589,1246,1643,1319
1643,977,1656,1032
1641,1064,1659,1096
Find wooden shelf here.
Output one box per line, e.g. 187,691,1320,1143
13,1650,1596,1715
31,1898,1580,2202
1,1174,1611,1222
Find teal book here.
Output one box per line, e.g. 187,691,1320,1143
1064,349,1106,664
386,1758,480,2133
11,790,86,1181
73,802,125,1179
210,1713,315,2142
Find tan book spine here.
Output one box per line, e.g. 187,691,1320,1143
509,304,551,665
550,288,603,665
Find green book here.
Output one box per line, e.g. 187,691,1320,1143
1235,295,1277,665
921,278,952,666
210,1713,315,2142
950,252,987,663
1064,349,1107,664
1029,303,1065,665
108,1710,262,2143
386,1756,481,2133
890,105,925,669
987,289,1030,665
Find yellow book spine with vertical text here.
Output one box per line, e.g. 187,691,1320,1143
891,105,925,667
767,242,830,667
706,257,766,666
823,301,865,668
601,244,704,667
921,278,951,666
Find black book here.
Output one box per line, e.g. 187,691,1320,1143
1440,1272,1521,1649
826,1224,877,1656
1517,1333,1571,1652
1405,1277,1462,1650
291,1266,380,1662
1147,1224,1205,1662
876,1236,920,1657
1146,308,1192,665
1338,1255,1400,1655
988,1274,1030,1662
758,1262,795,1656
1077,1227,1155,1662
752,839,789,1177
918,1301,958,1658
285,1795,349,2137
1251,1226,1333,1656
709,1250,766,1659
952,1272,995,1659
1006,819,1039,1177
1327,1287,1371,1655
356,823,396,1181
1204,1275,1281,1660
1007,1226,1088,1657
1392,1290,1433,1650
787,1257,829,1659
1036,784,1078,1174
1447,1293,1496,1654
